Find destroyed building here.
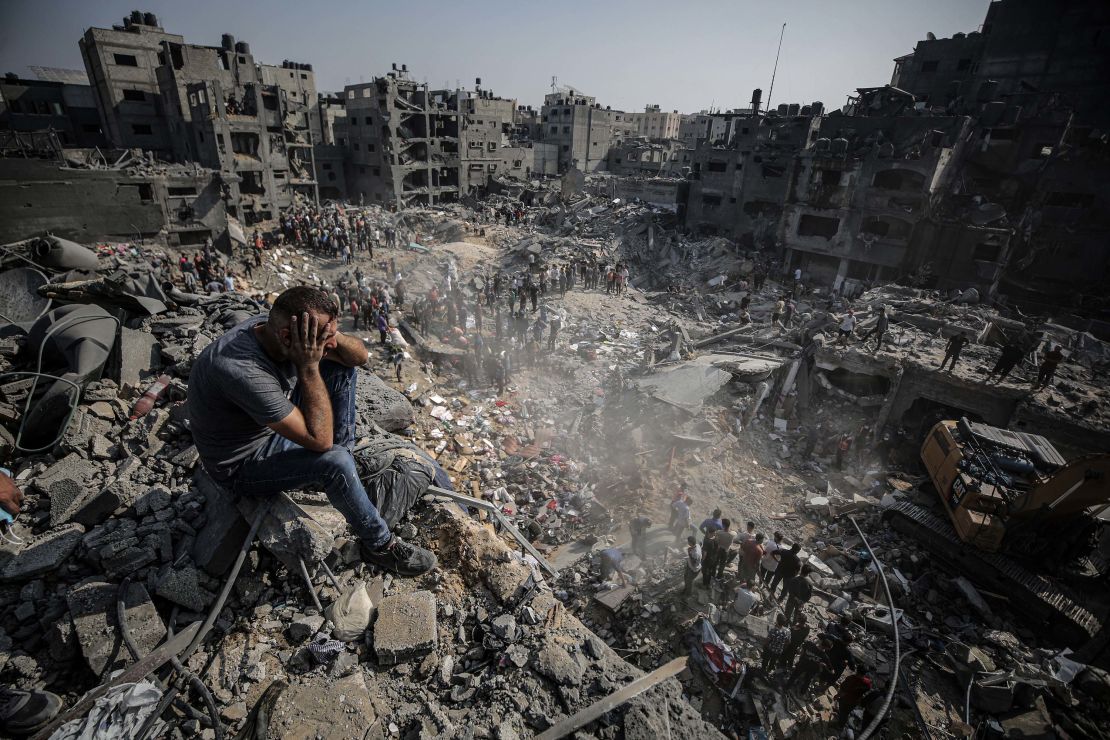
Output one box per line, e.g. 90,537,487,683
0,71,107,149
540,88,639,173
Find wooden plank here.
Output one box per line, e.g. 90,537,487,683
535,657,687,740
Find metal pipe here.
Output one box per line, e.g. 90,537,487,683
298,557,324,613
849,516,901,740
135,501,270,740
117,579,223,738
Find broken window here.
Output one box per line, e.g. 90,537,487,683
872,169,925,191
860,216,911,240
550,126,557,134
122,89,145,102
487,142,496,151
820,169,841,186
706,160,727,173
138,183,153,201
113,53,139,67
797,214,839,238
373,167,380,176
563,126,570,134
364,116,372,125
701,194,723,207
167,186,196,196
957,58,972,71
350,117,357,125
132,124,153,136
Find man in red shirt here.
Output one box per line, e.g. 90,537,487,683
740,532,765,583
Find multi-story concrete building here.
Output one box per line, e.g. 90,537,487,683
780,87,977,294
151,35,317,225
682,91,819,244
79,11,184,153
540,88,637,173
628,104,687,140
0,73,108,148
607,139,684,178
343,68,545,206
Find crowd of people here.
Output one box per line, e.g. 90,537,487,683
597,488,880,728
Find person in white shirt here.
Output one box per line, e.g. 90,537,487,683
761,530,783,585
838,309,857,346
223,274,235,293
732,582,760,618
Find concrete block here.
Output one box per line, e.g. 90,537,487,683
191,469,248,576
60,408,111,457
112,327,162,394
67,580,166,677
238,493,335,571
154,563,211,611
533,643,585,686
267,672,376,740
37,454,101,526
0,524,85,582
360,372,415,431
373,590,437,664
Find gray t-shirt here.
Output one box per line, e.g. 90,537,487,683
188,315,297,481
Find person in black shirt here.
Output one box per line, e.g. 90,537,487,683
783,566,813,621
939,332,969,372
770,542,801,600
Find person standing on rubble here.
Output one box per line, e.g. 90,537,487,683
1035,344,1065,389
739,532,765,583
671,495,693,544
548,308,563,350
682,535,701,598
629,513,652,559
782,565,813,621
762,614,791,675
771,297,785,328
836,309,857,346
788,636,832,697
860,306,889,351
668,484,689,529
835,432,853,470
939,331,969,372
770,542,802,599
187,286,438,577
711,519,738,581
781,611,810,671
760,530,783,584
985,340,1025,384
390,343,404,383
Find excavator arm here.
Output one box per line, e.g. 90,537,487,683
1011,455,1110,518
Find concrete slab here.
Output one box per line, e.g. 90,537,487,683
67,580,167,676
238,492,336,570
374,590,437,664
267,673,376,740
112,327,161,394
192,468,249,576
0,524,85,582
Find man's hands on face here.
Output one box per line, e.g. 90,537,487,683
287,312,332,371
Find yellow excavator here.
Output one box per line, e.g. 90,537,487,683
884,418,1110,648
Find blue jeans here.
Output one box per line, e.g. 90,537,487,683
230,361,392,549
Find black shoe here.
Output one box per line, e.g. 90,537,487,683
0,687,63,736
361,535,437,577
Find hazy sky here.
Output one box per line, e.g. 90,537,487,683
1,0,990,113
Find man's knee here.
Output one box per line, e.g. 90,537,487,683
317,445,359,479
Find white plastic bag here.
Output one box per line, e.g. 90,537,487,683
325,582,376,642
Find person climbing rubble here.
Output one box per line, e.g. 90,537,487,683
985,339,1026,384
682,535,701,598
629,513,652,559
187,286,438,577
762,614,791,675
939,330,969,372
1036,343,1065,389
599,546,629,586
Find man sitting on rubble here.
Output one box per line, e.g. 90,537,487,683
187,286,437,577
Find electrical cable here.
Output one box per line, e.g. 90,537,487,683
849,516,901,740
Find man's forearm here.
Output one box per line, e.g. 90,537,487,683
324,333,370,367
297,365,334,450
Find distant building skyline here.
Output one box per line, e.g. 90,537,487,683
1,0,990,114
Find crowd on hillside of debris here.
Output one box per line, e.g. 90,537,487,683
1,180,1110,738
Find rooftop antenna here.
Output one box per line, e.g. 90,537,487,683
766,22,786,112
551,75,557,94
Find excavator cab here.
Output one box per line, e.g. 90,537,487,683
921,418,1109,566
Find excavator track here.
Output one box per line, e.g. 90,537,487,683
883,501,1103,646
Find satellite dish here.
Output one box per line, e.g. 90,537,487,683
926,32,937,40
